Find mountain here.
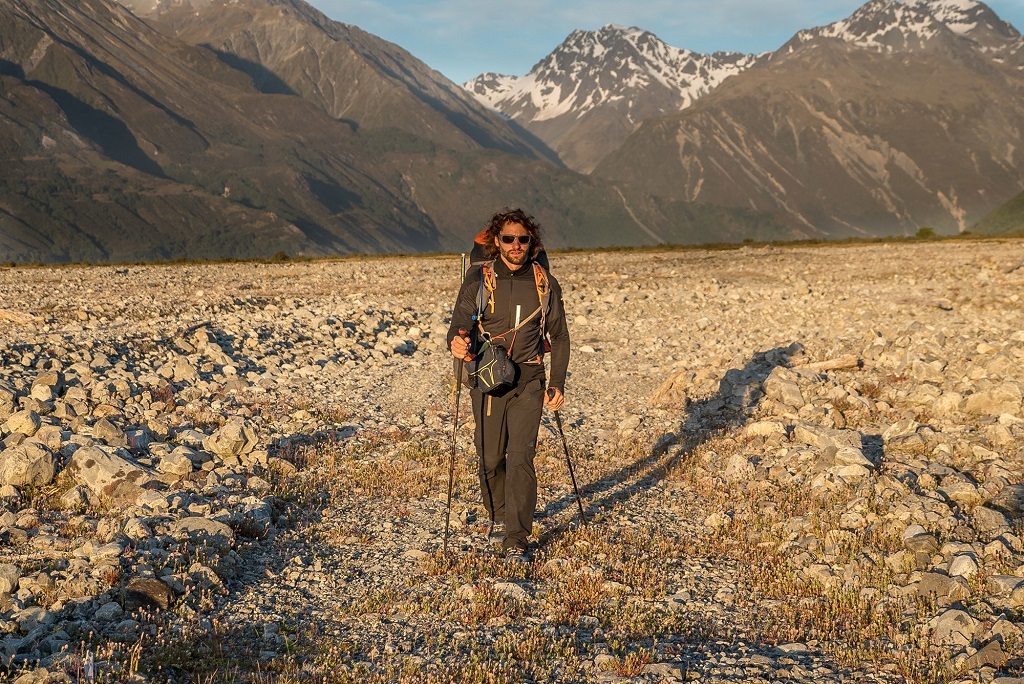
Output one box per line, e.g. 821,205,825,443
972,189,1024,234
464,25,763,173
118,0,561,164
0,0,789,263
0,0,465,262
590,0,1024,237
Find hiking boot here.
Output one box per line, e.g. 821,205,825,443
504,544,530,564
487,521,504,543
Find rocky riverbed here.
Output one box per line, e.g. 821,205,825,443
1,239,1024,683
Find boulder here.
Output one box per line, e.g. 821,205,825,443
724,454,755,482
964,383,1022,417
917,572,970,603
929,608,977,647
763,369,805,408
0,564,20,593
833,445,875,469
905,532,940,570
961,640,1007,671
202,419,258,459
0,443,56,487
64,445,158,507
123,576,175,611
5,410,41,437
973,506,1011,536
169,517,235,552
793,423,862,451
92,417,127,448
0,384,15,420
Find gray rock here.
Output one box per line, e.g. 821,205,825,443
0,384,15,420
961,640,1007,671
123,576,175,611
169,517,235,552
157,450,194,477
763,368,804,408
60,484,93,510
63,445,157,507
905,533,940,570
724,454,755,482
948,554,979,579
93,601,124,622
987,575,1024,596
5,410,41,437
939,480,983,507
964,383,1023,417
988,485,1024,518
973,506,1011,536
642,663,684,679
125,428,151,452
91,418,127,448
833,445,874,468
917,572,970,603
930,609,977,647
90,541,125,564
792,423,862,451
0,564,20,594
202,419,258,458
0,443,56,487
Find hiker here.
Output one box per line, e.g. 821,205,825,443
448,208,570,562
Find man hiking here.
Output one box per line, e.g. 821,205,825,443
448,208,570,562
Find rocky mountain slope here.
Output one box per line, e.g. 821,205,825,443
467,0,1024,238
463,25,763,173
591,0,1024,237
0,0,438,262
0,0,793,264
1,239,1023,680
119,0,559,164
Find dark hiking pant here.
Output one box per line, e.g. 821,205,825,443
473,367,545,551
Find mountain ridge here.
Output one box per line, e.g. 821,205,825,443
591,0,1024,236
0,0,791,263
463,24,765,173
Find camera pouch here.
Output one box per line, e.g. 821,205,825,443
467,339,516,393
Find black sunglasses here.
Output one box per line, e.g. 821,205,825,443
499,234,532,245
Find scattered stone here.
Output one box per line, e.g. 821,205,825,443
123,577,176,611
0,243,1021,682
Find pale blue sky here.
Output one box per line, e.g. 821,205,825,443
307,0,1024,84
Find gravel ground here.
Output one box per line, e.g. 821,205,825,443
1,239,1024,683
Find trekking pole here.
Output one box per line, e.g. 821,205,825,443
444,254,468,554
548,388,587,527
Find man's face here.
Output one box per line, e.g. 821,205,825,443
496,221,531,267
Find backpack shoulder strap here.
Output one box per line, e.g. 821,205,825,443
532,262,551,335
476,260,496,322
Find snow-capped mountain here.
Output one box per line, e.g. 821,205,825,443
466,0,1023,174
463,25,764,172
591,0,1024,238
786,0,1024,62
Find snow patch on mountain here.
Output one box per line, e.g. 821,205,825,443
463,24,763,125
791,0,1023,58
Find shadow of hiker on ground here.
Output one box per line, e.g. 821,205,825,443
537,342,805,542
